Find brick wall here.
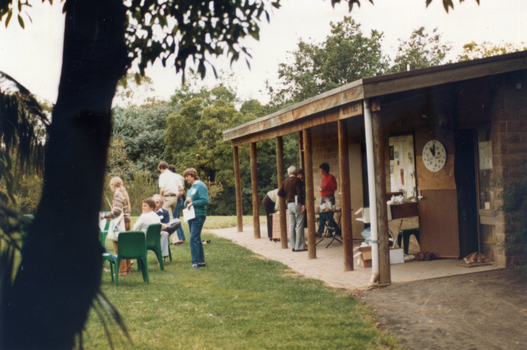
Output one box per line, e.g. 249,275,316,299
490,73,527,267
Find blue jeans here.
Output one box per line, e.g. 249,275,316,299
318,195,340,235
173,196,186,240
188,215,206,264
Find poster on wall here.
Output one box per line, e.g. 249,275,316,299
389,135,416,198
478,141,493,170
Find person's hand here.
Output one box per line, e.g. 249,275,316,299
301,205,305,213
186,197,193,203
161,224,167,231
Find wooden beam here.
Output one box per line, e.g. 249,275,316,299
276,137,287,248
250,142,260,239
338,120,353,271
372,111,390,284
224,86,364,141
233,145,243,232
229,109,342,147
303,129,316,259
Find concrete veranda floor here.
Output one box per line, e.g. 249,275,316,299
207,224,502,291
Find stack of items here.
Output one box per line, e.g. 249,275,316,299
353,243,372,268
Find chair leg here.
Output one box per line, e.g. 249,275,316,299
109,260,114,282
156,248,164,271
141,257,150,284
168,244,172,262
114,257,121,286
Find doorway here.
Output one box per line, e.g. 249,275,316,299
454,129,479,257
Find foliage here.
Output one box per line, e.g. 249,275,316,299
7,174,43,214
325,0,481,13
164,84,248,215
501,163,527,263
112,104,173,174
0,71,48,204
391,27,452,73
457,41,527,61
114,73,156,108
276,16,389,103
124,0,281,79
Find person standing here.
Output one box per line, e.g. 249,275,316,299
101,177,131,276
168,164,186,245
261,188,279,240
184,168,209,269
317,162,341,237
158,161,182,220
278,166,306,252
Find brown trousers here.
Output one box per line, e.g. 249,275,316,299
113,218,131,274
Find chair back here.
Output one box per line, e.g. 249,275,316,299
117,231,147,259
145,223,162,249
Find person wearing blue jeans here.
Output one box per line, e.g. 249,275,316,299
183,168,209,269
172,195,186,244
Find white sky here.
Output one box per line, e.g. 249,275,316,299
0,0,526,106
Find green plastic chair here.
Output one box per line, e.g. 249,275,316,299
145,223,165,271
100,229,115,282
102,251,115,282
99,215,110,243
114,231,149,286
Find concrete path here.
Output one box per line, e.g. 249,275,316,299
207,224,501,291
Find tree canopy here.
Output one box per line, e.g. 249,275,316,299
390,27,452,73
276,16,389,103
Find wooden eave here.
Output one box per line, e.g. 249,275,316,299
224,51,527,146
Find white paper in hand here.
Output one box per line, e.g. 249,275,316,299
183,205,195,222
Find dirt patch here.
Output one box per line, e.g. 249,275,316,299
357,269,527,350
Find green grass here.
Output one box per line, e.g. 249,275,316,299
84,216,401,350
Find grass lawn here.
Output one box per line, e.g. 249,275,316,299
84,216,401,349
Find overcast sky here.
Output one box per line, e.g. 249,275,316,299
0,0,526,106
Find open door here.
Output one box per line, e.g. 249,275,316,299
454,129,479,257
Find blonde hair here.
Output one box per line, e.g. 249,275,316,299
110,176,130,208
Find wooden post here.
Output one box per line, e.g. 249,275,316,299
303,129,316,259
338,120,353,271
250,142,261,239
276,137,287,248
372,111,390,284
233,145,243,232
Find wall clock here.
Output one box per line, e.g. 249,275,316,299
422,140,446,172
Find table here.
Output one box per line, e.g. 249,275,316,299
315,208,342,248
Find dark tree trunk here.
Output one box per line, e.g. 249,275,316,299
1,0,128,348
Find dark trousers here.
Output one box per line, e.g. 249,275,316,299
262,195,275,239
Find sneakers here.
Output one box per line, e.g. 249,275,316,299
192,264,199,269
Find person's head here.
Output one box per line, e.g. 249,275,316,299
109,176,123,192
109,176,130,206
152,194,163,211
142,198,156,213
319,163,330,175
183,168,199,185
297,168,305,181
168,164,176,173
287,165,297,176
158,161,169,172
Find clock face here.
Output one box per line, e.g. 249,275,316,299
422,140,446,172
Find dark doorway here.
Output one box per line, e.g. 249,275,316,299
454,129,479,257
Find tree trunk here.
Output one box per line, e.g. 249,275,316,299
1,0,128,348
